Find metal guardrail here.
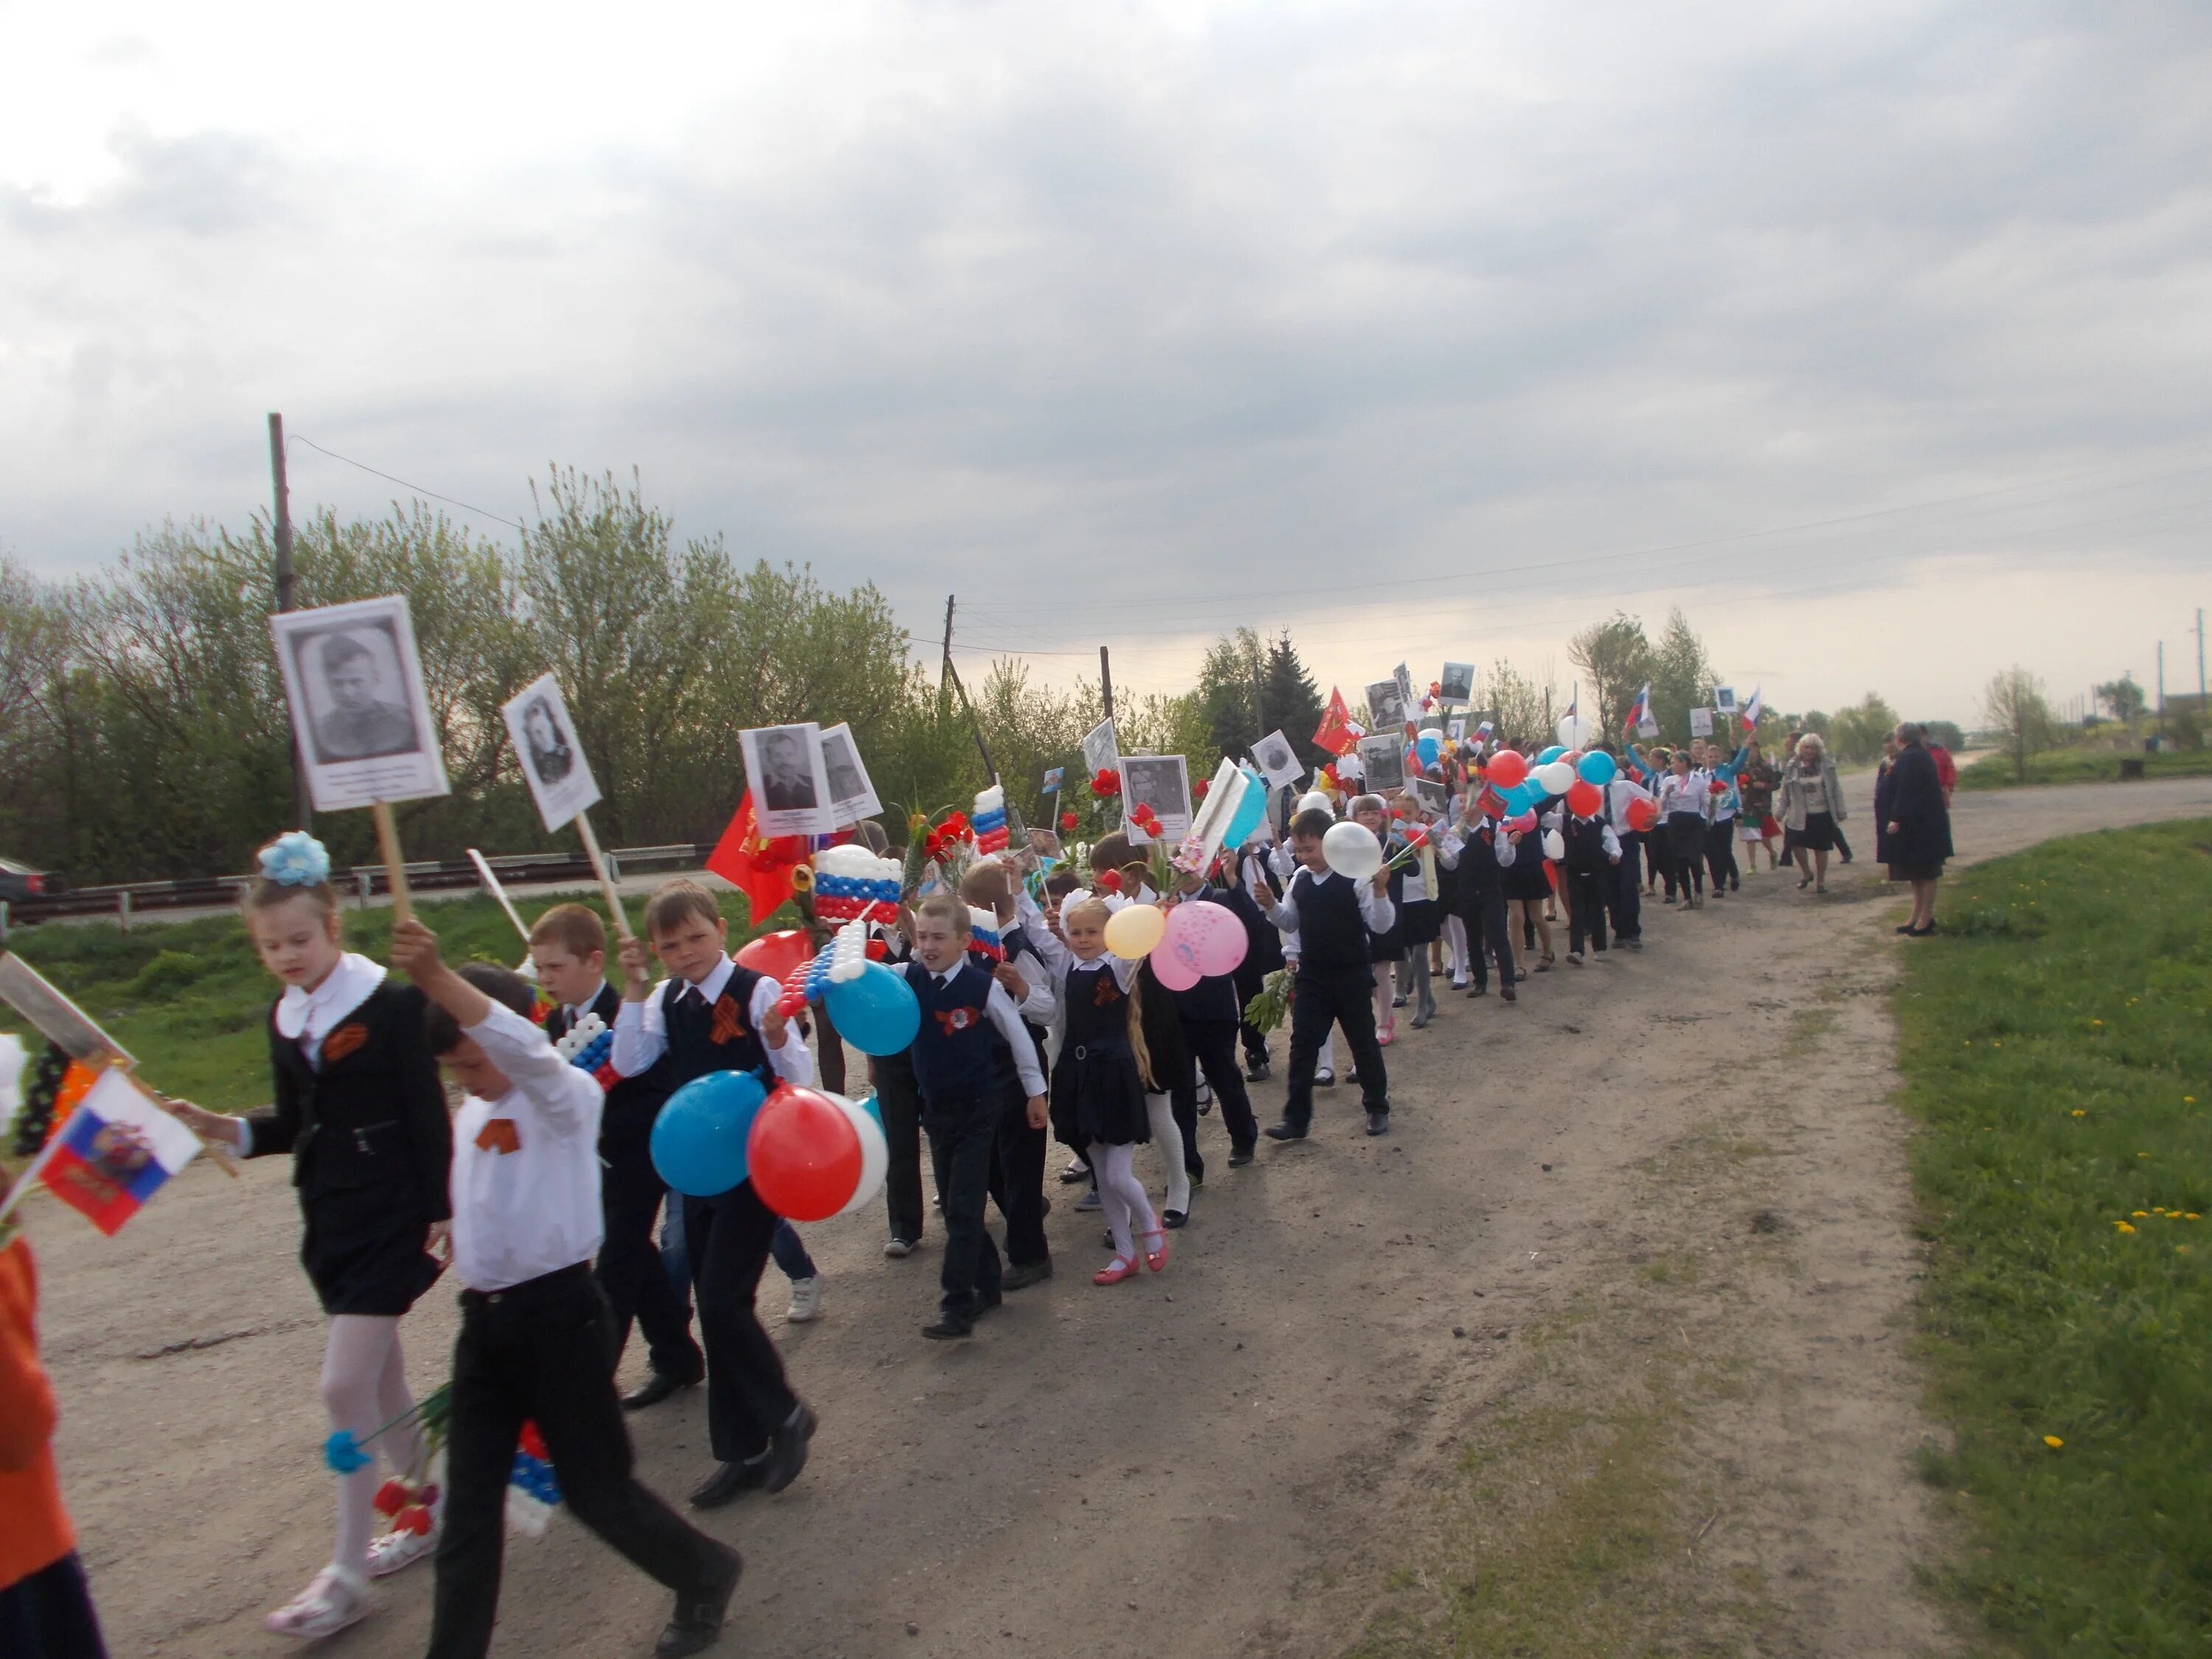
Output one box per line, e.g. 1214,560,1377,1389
0,844,714,931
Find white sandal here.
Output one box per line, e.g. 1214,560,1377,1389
366,1514,439,1578
265,1565,370,1640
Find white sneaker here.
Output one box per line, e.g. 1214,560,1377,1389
265,1565,371,1639
883,1237,916,1259
366,1515,439,1578
786,1276,824,1323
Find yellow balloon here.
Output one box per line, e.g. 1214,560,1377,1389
1102,902,1167,960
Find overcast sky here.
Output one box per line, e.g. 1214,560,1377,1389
4,1,2208,726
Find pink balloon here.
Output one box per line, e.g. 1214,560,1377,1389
1152,900,1248,984
1147,941,1203,991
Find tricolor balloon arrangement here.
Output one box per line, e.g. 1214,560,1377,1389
1473,743,1620,821
554,1012,618,1091
971,785,1011,855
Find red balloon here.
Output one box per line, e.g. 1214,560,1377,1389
1628,798,1659,832
1565,780,1602,817
746,1085,863,1222
1486,749,1528,790
735,928,813,984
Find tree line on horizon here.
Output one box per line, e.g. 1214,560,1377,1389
3,468,1957,888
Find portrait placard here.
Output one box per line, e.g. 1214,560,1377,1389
741,722,833,837
270,596,450,812
1119,754,1192,844
1357,733,1407,794
1688,707,1715,737
1081,718,1119,779
1439,662,1475,704
502,674,601,832
1250,728,1304,790
818,722,881,827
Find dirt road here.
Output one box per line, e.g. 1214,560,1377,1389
23,775,2211,1658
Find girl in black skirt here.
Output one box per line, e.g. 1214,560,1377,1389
1049,897,1169,1284
169,834,453,1640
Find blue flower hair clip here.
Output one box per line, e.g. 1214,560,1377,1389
260,830,332,888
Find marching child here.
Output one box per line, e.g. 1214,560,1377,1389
1049,896,1170,1284
900,894,1050,1338
1255,806,1395,1138
1391,801,1444,1028
387,920,742,1659
167,834,451,1641
1348,796,1407,1043
958,860,1060,1289
1657,750,1713,908
530,903,705,1410
1166,866,1264,1169
613,881,816,1511
1553,795,1622,963
1441,787,1519,1002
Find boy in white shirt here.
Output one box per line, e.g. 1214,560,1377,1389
390,919,740,1659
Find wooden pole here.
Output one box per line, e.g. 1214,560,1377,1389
1099,645,1114,719
268,413,313,833
466,849,535,947
371,801,412,925
573,811,633,940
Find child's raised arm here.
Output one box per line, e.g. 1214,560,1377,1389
390,919,490,1030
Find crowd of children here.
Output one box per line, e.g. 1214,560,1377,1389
19,724,1829,1659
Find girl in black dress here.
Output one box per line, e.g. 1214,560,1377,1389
169,834,453,1640
1050,897,1168,1284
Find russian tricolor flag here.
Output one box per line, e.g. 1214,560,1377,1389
1740,685,1764,732
1624,682,1652,734
25,1068,201,1236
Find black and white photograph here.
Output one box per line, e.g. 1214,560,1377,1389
1439,661,1475,704
1393,661,1416,716
1412,777,1448,812
1081,716,1119,779
1689,706,1716,737
1363,678,1406,733
1357,732,1406,794
269,595,450,813
742,720,834,836
1713,685,1738,715
1119,754,1192,844
818,721,881,827
1447,717,1466,740
501,673,601,832
1251,728,1304,790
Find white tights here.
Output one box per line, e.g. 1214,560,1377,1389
1088,1141,1158,1262
1444,915,1470,981
1143,1092,1191,1216
321,1314,422,1578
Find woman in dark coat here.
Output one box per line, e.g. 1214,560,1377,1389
1884,723,1953,935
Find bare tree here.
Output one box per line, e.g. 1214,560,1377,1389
1567,613,1653,740
1984,666,2056,783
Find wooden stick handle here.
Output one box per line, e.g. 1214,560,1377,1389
372,801,413,925
574,812,633,940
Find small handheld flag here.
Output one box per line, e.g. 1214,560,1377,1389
23,1068,201,1237
1740,686,1764,732
1624,682,1652,735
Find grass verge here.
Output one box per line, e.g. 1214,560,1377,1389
1958,746,2212,790
1,888,782,1110
1894,821,2211,1653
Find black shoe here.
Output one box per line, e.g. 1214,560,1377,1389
1468,983,1488,997
1500,985,1517,1003
687,1458,766,1509
1244,1059,1270,1082
922,1317,974,1340
759,1403,816,1495
1315,1069,1336,1088
1059,1161,1090,1184
1228,1143,1256,1167
623,1370,702,1412
1366,1110,1390,1135
1163,1208,1188,1229
1001,1259,1054,1290
1264,1121,1309,1141
656,1546,742,1658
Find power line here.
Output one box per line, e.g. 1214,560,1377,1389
288,435,528,533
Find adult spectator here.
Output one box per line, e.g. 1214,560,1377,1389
1736,740,1781,871
1884,723,1953,936
1778,734,1846,894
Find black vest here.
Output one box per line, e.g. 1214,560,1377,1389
1457,822,1506,888
547,984,671,1145
1290,869,1367,975
1562,814,1608,874
903,958,1004,1105
659,964,771,1086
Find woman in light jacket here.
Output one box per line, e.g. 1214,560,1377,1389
1778,734,1846,894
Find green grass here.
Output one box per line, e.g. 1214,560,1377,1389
1959,745,2212,790
1894,821,2212,1654
1,889,787,1110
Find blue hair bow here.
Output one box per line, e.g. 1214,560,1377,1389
260,831,331,888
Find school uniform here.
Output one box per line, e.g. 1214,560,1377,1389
1704,764,1742,891
864,935,928,1248
425,1000,734,1659
552,984,703,1390
902,958,1048,1328
239,954,451,1317
1441,816,1517,992
611,959,814,1482
1657,773,1713,900
1265,866,1393,1129
981,925,1058,1273
1049,959,1151,1149
1557,813,1621,956
1604,777,1654,942
1391,833,1442,1021
1165,888,1262,1164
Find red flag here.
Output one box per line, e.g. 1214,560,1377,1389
1313,687,1357,757
705,790,808,922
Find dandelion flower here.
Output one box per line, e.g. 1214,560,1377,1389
2134,1211,2149,1217
2117,1222,2137,1234
2070,1110,2085,1118
2043,1436,2064,1450
2188,1214,2202,1222
2091,1019,2103,1027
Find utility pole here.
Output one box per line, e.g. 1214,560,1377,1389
2197,607,2207,703
939,594,956,717
2157,641,2166,736
1099,646,1114,721
268,412,311,832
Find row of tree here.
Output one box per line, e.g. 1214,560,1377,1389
1,468,1926,887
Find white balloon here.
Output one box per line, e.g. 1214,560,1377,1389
1555,714,1589,749
826,1091,891,1219
1295,790,1334,818
1535,760,1576,795
1542,829,1565,861
1322,820,1384,881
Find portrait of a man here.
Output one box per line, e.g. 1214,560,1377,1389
307,630,418,762
757,726,819,813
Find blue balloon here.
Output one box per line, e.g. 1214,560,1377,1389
1577,750,1618,786
1222,765,1270,848
1500,779,1543,813
1537,744,1566,765
652,1070,767,1197
824,960,922,1057
1416,732,1441,766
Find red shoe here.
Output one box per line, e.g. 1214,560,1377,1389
1141,1225,1171,1274
1093,1254,1141,1285
1377,1018,1397,1047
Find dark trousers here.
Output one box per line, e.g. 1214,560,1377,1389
1705,821,1739,889
1565,866,1610,953
683,1183,798,1464
1283,967,1388,1124
872,1049,927,1245
0,1551,105,1658
1461,885,1514,989
426,1267,729,1659
1666,813,1706,896
596,1126,704,1385
987,1085,1051,1267
922,1092,1003,1321
1177,1017,1259,1158
812,1000,846,1094
1646,826,1673,895
1231,958,1273,1065
1610,837,1644,940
